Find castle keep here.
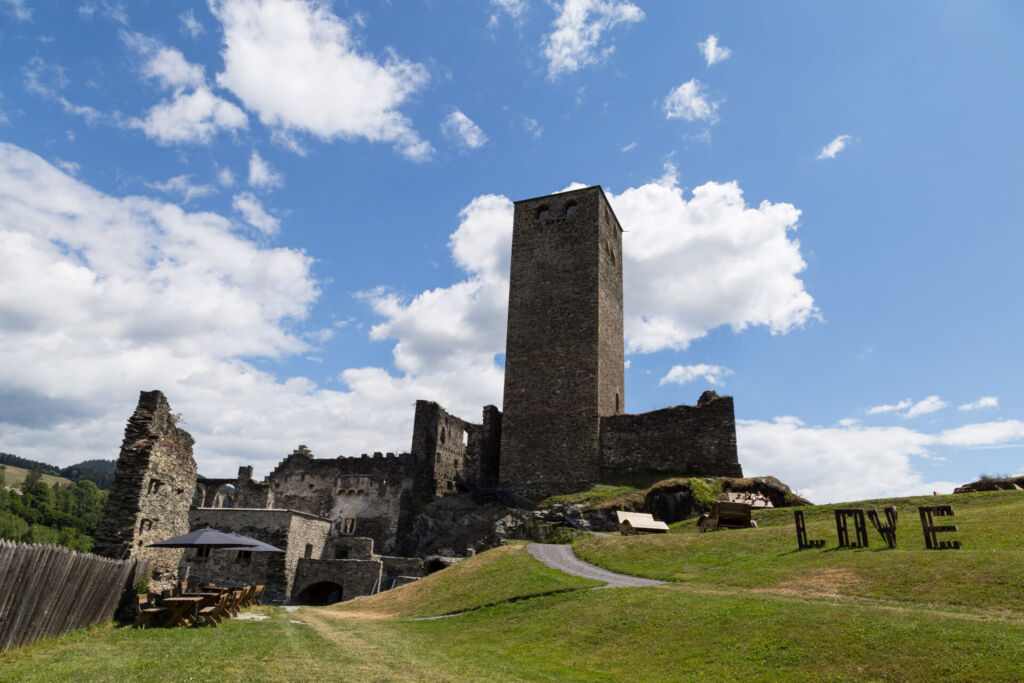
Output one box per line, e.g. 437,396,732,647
100,186,741,603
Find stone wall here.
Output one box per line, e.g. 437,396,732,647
410,401,503,494
94,390,196,592
599,391,742,479
326,536,374,560
379,555,425,588
292,558,382,604
186,507,330,603
500,186,625,499
261,446,412,555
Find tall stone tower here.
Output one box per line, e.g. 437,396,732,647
499,186,625,498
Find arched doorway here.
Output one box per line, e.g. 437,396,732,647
294,581,343,605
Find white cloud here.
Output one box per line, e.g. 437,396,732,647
125,33,206,90
615,166,818,352
621,142,636,152
131,87,247,145
147,174,216,203
211,0,432,161
522,116,543,138
122,33,247,145
489,0,526,27
905,395,948,419
181,9,204,37
958,396,998,411
698,34,731,66
441,110,488,150
23,57,68,99
867,399,912,415
664,79,720,123
217,166,235,187
232,191,280,235
542,0,644,79
818,134,852,160
936,420,1024,448
248,150,284,189
659,364,733,386
3,0,31,21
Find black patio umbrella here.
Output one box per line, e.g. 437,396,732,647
148,526,259,585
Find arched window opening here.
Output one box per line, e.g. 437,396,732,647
537,206,550,220
565,201,578,216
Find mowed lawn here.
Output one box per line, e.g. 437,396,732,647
3,492,1024,681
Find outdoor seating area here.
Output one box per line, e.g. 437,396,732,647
133,582,266,629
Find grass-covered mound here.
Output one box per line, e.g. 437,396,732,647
329,542,602,618
575,489,1024,614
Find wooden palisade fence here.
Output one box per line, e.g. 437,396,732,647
0,539,148,653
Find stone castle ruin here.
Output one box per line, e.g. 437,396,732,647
97,186,742,602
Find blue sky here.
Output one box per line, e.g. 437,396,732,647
1,0,1022,503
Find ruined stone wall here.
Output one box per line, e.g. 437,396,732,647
326,536,374,560
263,446,412,555
379,555,425,587
186,507,329,603
94,390,196,592
410,401,502,494
500,187,624,499
293,558,382,603
232,466,271,508
599,392,742,479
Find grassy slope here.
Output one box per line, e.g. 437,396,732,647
0,464,72,488
4,491,1024,681
332,542,602,617
574,490,1024,614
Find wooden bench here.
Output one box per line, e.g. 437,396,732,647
698,502,752,532
616,511,669,535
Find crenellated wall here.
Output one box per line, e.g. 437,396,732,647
599,391,742,479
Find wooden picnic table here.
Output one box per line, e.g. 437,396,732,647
160,596,204,628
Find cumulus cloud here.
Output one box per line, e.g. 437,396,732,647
698,34,731,66
542,0,644,79
147,174,216,203
818,134,852,160
659,364,733,386
232,191,280,234
217,167,236,187
522,116,543,138
211,0,432,161
664,78,720,123
248,150,284,189
0,142,509,478
124,33,247,145
958,396,998,411
368,167,818,372
441,110,488,150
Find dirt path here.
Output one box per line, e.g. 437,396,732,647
527,543,665,588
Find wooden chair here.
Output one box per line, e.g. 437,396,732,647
238,585,255,608
252,585,265,606
132,594,168,629
197,593,230,628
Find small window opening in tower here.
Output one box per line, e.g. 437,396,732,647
537,206,550,220
565,201,578,216
304,543,313,559
615,392,620,413
462,430,468,446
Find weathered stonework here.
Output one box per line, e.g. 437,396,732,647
500,187,626,499
185,507,330,604
600,391,742,479
94,390,197,592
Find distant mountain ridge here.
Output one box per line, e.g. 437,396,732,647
0,453,116,490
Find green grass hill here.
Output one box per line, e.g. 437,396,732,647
2,490,1023,681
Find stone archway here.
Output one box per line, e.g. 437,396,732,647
294,581,343,606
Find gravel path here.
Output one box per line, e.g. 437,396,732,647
527,543,665,588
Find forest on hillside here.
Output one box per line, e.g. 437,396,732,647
0,466,107,552
0,452,116,489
